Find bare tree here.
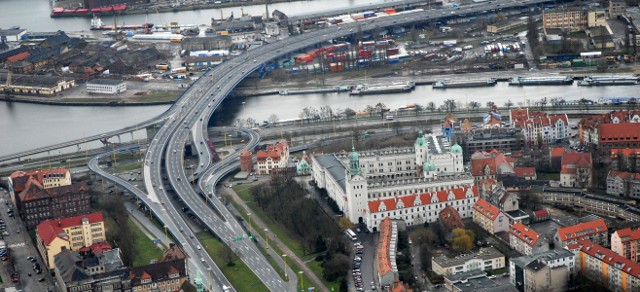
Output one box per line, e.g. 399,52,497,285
469,101,481,110
505,99,514,110
344,108,357,119
427,102,436,112
268,114,279,125
245,117,256,128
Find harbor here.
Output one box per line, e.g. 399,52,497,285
432,78,497,89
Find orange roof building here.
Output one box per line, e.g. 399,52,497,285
579,239,640,292
606,170,640,198
255,141,289,175
376,218,398,287
9,168,71,193
509,222,548,255
510,108,570,145
553,219,608,248
439,206,465,230
611,228,640,263
579,110,640,154
560,152,592,188
470,149,515,181
610,148,640,172
472,198,509,234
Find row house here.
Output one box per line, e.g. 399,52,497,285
560,152,592,189
472,198,509,234
470,149,515,182
509,222,549,255
540,187,640,222
579,240,640,292
579,110,640,155
481,179,519,212
366,186,478,231
607,171,640,198
432,247,505,276
611,148,640,172
554,219,608,248
130,245,187,292
376,218,398,287
510,109,569,146
255,141,289,175
612,228,640,263
9,168,71,193
54,248,131,292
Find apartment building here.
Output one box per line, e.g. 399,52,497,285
130,244,187,292
472,198,509,234
610,148,640,172
560,151,592,188
509,249,576,292
454,128,525,161
510,109,569,146
609,0,627,18
612,228,640,263
607,171,640,198
579,240,640,292
509,222,549,255
432,247,505,276
255,141,289,175
9,168,71,193
538,187,640,221
15,180,91,229
543,8,606,31
579,110,640,155
376,218,398,287
554,219,608,248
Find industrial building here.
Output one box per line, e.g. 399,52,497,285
86,79,127,95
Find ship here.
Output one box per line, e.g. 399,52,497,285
349,82,415,95
508,76,573,86
90,15,154,31
433,78,497,89
578,75,639,86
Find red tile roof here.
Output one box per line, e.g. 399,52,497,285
90,241,112,254
613,228,640,243
533,209,549,219
36,212,103,245
580,240,640,279
509,222,542,247
611,148,640,158
600,123,640,143
609,170,633,180
472,198,501,221
256,141,288,162
439,206,465,229
6,51,29,63
368,186,478,213
18,180,87,202
377,218,394,279
9,168,69,192
556,219,607,243
470,149,514,176
551,147,567,158
514,167,536,178
560,152,592,175
510,109,568,129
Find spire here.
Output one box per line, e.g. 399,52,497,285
349,141,361,177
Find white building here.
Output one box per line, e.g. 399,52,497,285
509,249,576,292
432,247,505,276
255,141,289,175
311,132,472,229
510,109,569,145
0,28,27,42
509,222,549,255
86,79,127,95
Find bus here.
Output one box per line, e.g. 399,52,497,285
344,229,357,241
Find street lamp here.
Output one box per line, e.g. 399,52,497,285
247,212,252,235
264,228,269,252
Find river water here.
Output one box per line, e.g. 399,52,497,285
2,0,370,32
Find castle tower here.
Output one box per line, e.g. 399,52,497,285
346,143,367,224
415,130,428,166
239,147,253,173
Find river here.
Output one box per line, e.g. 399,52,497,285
2,0,373,32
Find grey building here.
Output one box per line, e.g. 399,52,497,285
54,248,131,292
509,249,575,292
454,128,525,161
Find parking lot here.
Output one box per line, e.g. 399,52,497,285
352,230,377,291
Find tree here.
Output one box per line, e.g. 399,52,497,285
486,101,495,109
505,99,514,110
451,228,475,251
443,99,457,113
410,26,418,42
469,101,481,111
218,244,238,266
352,128,363,144
427,101,436,112
268,114,279,125
414,104,424,116
245,117,256,128
365,105,375,117
419,243,433,271
411,226,436,246
322,253,351,281
344,108,356,119
375,102,388,118
338,216,353,230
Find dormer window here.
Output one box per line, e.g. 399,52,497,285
141,278,152,284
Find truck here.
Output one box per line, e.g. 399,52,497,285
171,67,187,73
155,63,170,70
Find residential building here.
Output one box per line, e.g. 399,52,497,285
239,147,253,173
311,132,473,227
609,0,627,18
560,152,592,188
480,179,519,212
509,249,576,292
472,198,509,234
612,228,640,263
579,110,640,154
255,141,289,175
54,248,131,292
9,168,71,193
453,128,525,161
445,271,518,292
514,167,536,180
470,149,515,182
432,247,505,276
86,79,126,95
554,219,608,248
509,222,549,255
542,8,606,31
549,147,567,172
295,152,311,176
387,279,413,292
130,244,187,292
510,109,569,146
579,240,640,292
607,171,640,198
36,212,106,269
376,218,398,287
487,19,526,33
538,187,640,222
439,206,465,230
15,179,91,229
610,148,640,172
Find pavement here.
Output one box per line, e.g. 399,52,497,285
354,231,376,292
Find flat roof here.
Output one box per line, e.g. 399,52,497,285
433,247,504,268
87,79,126,85
0,73,70,88
509,249,575,269
0,28,27,36
314,154,347,192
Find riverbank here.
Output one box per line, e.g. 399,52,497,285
0,86,182,106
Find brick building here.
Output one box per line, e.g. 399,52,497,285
239,147,253,173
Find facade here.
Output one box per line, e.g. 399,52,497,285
130,252,187,291
9,168,71,193
609,0,627,18
0,28,28,42
554,219,608,248
311,132,472,227
510,109,569,146
239,147,253,173
15,179,91,229
579,240,640,292
296,152,311,176
453,128,525,161
560,152,592,188
579,110,640,154
542,8,606,31
54,248,131,292
612,228,640,263
86,79,127,95
470,149,515,182
446,271,518,292
607,171,640,198
255,141,289,175
509,222,549,255
481,179,519,212
539,187,640,222
472,198,509,234
376,218,398,287
610,148,640,172
36,212,106,269
0,73,76,96
432,247,505,276
509,249,576,292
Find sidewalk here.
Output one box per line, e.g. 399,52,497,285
222,187,330,292
125,202,174,250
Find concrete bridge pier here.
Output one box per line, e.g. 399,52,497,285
130,131,134,142
77,145,81,152
146,125,160,141
117,134,121,144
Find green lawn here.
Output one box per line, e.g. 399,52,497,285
196,232,269,292
537,172,560,180
113,163,142,172
128,219,164,267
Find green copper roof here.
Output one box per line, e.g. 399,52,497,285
451,143,463,154
415,129,427,147
423,160,436,172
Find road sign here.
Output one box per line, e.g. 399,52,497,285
234,237,243,241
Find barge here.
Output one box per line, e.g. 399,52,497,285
433,78,497,89
508,76,573,86
578,75,639,86
349,82,415,95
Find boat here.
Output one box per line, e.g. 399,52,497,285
90,15,153,30
433,78,497,89
578,75,639,86
508,76,573,86
349,82,415,95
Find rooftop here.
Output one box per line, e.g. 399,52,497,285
509,222,543,247
556,219,608,242
432,247,504,268
510,249,575,269
580,240,640,278
37,212,104,245
446,271,517,292
313,154,347,192
87,79,126,85
473,198,502,221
